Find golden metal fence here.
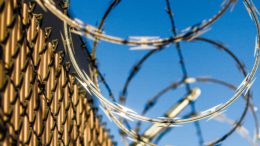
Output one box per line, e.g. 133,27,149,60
0,1,114,145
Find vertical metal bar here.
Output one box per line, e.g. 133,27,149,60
142,88,201,141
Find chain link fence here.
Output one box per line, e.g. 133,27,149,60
0,1,115,145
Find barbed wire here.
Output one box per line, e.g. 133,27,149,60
131,35,259,145
37,0,236,46
136,77,258,145
164,0,204,145
53,0,260,145
134,36,252,128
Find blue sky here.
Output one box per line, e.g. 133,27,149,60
71,0,260,145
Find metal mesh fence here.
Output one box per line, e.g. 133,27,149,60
0,1,114,145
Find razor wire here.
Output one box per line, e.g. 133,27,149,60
41,0,260,145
